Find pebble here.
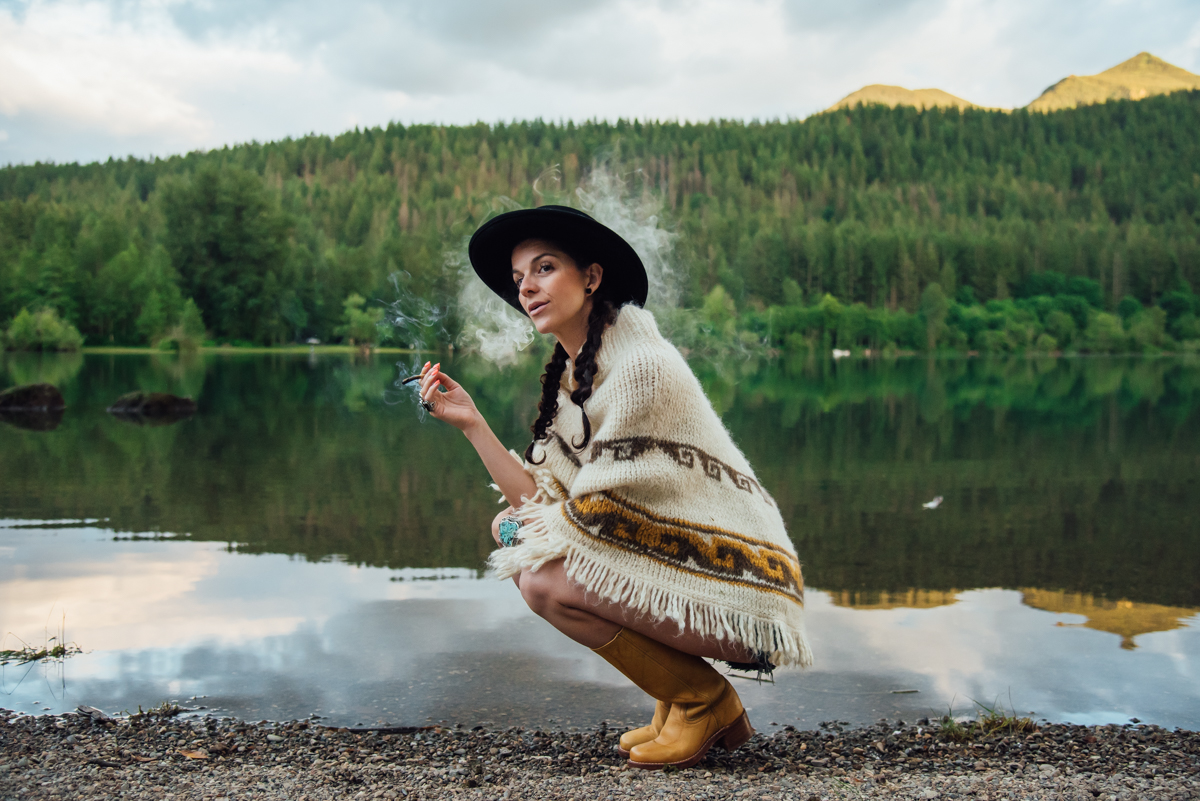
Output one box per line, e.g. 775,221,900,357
0,708,1196,799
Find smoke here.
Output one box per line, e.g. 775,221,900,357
381,162,683,417
383,270,450,351
455,162,681,365
575,166,680,313
444,218,538,367
381,270,450,411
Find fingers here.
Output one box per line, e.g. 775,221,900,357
434,370,461,391
420,362,444,407
417,361,435,395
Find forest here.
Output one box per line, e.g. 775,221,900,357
1,91,1199,353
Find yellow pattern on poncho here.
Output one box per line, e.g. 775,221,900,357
489,305,812,667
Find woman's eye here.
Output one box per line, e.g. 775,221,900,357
538,262,553,272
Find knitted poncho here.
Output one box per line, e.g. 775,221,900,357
489,305,812,667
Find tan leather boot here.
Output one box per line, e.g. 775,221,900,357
592,628,753,770
617,701,669,757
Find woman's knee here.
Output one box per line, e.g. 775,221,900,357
518,563,584,619
518,568,554,616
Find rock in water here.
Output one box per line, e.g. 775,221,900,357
107,392,197,425
0,407,65,431
0,384,66,431
0,383,66,411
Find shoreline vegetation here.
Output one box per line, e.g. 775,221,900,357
9,276,1200,359
2,707,1196,800
2,92,1198,359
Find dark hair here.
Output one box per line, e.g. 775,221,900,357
523,242,617,464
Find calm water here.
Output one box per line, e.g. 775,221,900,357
1,349,1198,730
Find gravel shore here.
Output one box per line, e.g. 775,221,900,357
2,707,1197,800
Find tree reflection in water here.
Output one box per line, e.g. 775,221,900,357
1,351,1197,634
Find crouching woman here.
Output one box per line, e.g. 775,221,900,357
417,205,811,770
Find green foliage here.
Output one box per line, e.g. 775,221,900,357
939,700,1036,742
336,293,384,346
156,298,208,352
136,289,169,344
160,165,292,344
1117,295,1142,320
4,307,84,351
919,282,950,350
702,285,737,336
0,92,1198,347
180,299,206,342
741,282,1200,355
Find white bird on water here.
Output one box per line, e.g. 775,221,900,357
922,496,943,510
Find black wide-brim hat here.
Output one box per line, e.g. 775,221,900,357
468,205,648,316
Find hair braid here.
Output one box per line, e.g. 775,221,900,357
569,297,616,451
524,297,617,462
524,343,570,464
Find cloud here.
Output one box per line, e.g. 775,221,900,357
167,0,654,95
0,0,1197,165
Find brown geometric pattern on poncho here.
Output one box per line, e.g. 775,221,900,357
551,433,582,467
589,437,776,507
562,491,803,602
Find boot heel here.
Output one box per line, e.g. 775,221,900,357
719,711,754,751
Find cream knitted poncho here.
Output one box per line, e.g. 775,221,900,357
489,305,812,667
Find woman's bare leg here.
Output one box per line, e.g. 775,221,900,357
516,557,754,662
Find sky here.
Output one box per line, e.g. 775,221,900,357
0,0,1198,166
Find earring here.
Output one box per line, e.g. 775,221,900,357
585,287,593,295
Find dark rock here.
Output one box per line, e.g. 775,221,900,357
106,392,197,426
0,407,64,431
0,383,65,411
0,384,65,430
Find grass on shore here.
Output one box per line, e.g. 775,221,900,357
0,636,82,665
128,701,185,720
938,698,1037,741
1,613,84,666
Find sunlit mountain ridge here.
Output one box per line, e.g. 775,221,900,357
828,52,1200,113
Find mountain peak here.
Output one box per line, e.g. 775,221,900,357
1103,52,1174,76
826,84,980,113
825,53,1199,117
1027,52,1200,112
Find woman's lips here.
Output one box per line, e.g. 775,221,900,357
528,301,547,316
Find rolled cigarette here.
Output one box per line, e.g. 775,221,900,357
401,373,425,385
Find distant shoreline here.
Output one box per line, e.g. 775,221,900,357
72,346,427,356
33,346,1197,359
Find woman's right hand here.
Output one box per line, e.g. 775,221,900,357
418,361,482,433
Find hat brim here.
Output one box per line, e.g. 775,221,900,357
468,205,648,316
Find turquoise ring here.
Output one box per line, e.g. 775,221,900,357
498,516,523,548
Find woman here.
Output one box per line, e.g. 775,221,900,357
417,205,811,770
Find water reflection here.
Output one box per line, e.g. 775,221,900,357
1022,589,1200,651
829,590,960,610
1,524,1198,729
1,352,1198,727
0,408,63,432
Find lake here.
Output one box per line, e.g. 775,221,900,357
1,349,1198,732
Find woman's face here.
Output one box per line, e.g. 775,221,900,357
511,238,603,340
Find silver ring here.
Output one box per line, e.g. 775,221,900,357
419,399,435,412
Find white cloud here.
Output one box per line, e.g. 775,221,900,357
0,0,1197,165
